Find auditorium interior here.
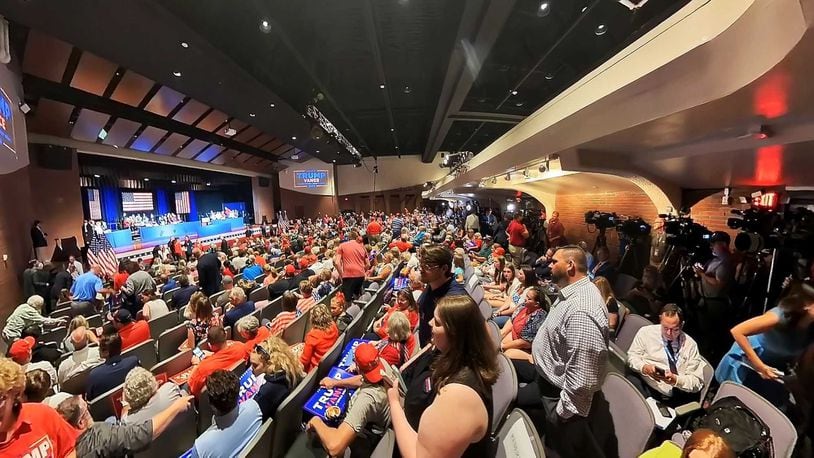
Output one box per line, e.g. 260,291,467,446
1,0,814,457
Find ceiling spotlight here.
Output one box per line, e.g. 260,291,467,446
379,84,385,89
581,6,588,13
403,85,412,94
491,177,497,185
224,126,237,137
332,159,336,162
171,180,177,184
504,172,511,181
510,90,518,96
269,103,275,108
93,174,101,178
113,145,119,149
291,154,299,160
18,102,31,114
180,41,189,48
316,150,320,153
97,128,108,140
537,2,551,17
249,113,256,117
544,72,555,80
172,71,182,77
390,128,394,132
143,178,150,182
595,24,608,36
523,168,530,178
259,19,271,33
291,136,297,140
539,162,548,173
206,182,211,186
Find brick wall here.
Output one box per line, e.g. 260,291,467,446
555,191,658,261
689,191,752,241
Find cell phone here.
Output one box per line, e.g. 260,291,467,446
656,401,673,418
654,366,666,378
192,347,206,360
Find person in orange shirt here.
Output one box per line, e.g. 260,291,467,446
299,304,339,373
366,218,382,244
113,309,151,351
0,358,78,458
235,315,270,358
188,326,246,397
113,262,129,292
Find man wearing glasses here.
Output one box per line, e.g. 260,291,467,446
416,245,466,347
626,304,706,407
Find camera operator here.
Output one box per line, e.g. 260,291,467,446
692,231,735,359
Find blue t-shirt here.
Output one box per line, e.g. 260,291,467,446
758,307,810,361
86,355,139,400
160,278,177,293
242,265,263,281
192,399,263,458
71,271,103,301
223,301,256,329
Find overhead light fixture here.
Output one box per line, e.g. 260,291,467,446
539,162,548,173
249,113,256,117
504,172,511,181
315,150,320,153
224,126,237,137
172,71,182,77
379,84,385,89
582,6,588,13
332,159,336,162
206,182,211,186
595,24,608,36
544,72,555,80
291,136,297,140
523,168,530,178
259,18,271,33
97,129,108,140
143,178,150,181
510,90,518,96
18,102,31,114
403,85,411,94
491,177,497,185
180,41,189,48
113,145,119,149
93,174,101,178
537,2,551,17
291,154,299,160
171,180,177,184
269,103,275,108
618,0,650,10
390,128,394,132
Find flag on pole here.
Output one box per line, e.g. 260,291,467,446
87,188,102,220
278,211,289,234
174,191,191,214
88,232,118,277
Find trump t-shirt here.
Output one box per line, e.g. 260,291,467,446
0,403,78,458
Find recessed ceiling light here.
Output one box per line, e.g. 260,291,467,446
171,180,177,184
172,71,182,77
97,129,108,140
379,84,385,89
537,2,550,17
143,178,150,181
582,6,588,13
316,150,320,153
180,41,189,48
390,128,395,132
249,113,256,117
515,102,524,107
269,103,275,108
259,19,271,33
206,182,211,186
403,85,412,94
595,24,607,36
93,174,101,178
291,136,297,140
510,90,518,96
291,154,299,160
544,72,555,80
332,159,336,163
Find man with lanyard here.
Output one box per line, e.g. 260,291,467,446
531,245,614,457
416,245,466,347
626,304,706,407
692,231,735,360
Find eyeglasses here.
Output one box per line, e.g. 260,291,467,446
254,344,271,360
420,263,440,271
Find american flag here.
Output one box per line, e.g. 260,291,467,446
175,191,191,214
88,232,118,277
277,211,289,235
87,188,102,220
122,192,154,212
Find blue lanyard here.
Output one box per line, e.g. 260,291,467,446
664,339,681,367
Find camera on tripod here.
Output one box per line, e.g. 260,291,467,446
659,213,713,264
727,206,814,256
584,211,618,229
617,217,652,240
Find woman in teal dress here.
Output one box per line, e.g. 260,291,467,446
716,282,814,401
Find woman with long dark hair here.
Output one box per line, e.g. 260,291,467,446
387,295,499,457
492,266,536,327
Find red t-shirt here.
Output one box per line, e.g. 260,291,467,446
300,323,340,373
511,307,532,340
376,308,420,339
118,320,151,351
337,240,367,279
367,221,382,236
507,220,527,247
388,240,413,252
113,272,129,291
0,402,78,458
188,341,246,397
378,335,416,367
242,326,271,359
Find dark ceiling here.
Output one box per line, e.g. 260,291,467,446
2,0,690,167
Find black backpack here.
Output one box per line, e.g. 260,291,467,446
690,396,773,457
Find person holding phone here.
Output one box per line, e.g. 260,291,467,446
626,304,706,407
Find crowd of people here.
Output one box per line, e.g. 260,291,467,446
121,212,183,229
3,206,814,457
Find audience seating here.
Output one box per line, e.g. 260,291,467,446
148,312,180,341
370,428,396,458
613,313,651,354
601,372,654,458
487,320,501,350
86,313,103,329
61,366,93,395
249,286,269,304
88,383,123,421
261,297,283,323
492,353,518,433
39,326,66,345
271,369,319,458
162,287,180,303
150,349,193,379
495,409,546,458
613,273,639,298
315,337,345,381
470,284,485,306
135,401,197,457
209,291,226,306
282,310,310,346
50,307,73,320
465,273,479,292
122,338,157,370
157,323,188,361
239,418,275,458
478,299,493,320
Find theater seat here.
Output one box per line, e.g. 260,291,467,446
282,310,310,346
136,403,197,457
271,369,319,458
613,313,651,353
61,366,93,395
239,418,274,458
601,372,654,458
316,336,345,380
487,320,501,351
148,312,180,341
495,409,545,458
39,326,67,345
370,428,396,458
492,353,518,433
469,284,485,306
157,323,189,361
479,299,492,320
121,338,157,370
89,383,123,421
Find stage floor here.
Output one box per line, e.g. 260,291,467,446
113,225,262,261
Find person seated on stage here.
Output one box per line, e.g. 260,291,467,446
58,326,103,385
296,280,317,315
222,287,255,330
86,332,139,400
184,292,222,350
626,304,706,407
112,308,151,351
188,326,247,398
171,274,199,309
57,392,194,457
591,246,617,283
140,288,170,321
249,337,304,421
299,304,340,373
120,367,183,425
235,315,270,357
8,336,58,390
308,342,392,457
192,370,262,457
2,294,66,342
242,257,263,282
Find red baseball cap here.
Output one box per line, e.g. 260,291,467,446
285,264,296,275
354,342,384,383
9,337,35,363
